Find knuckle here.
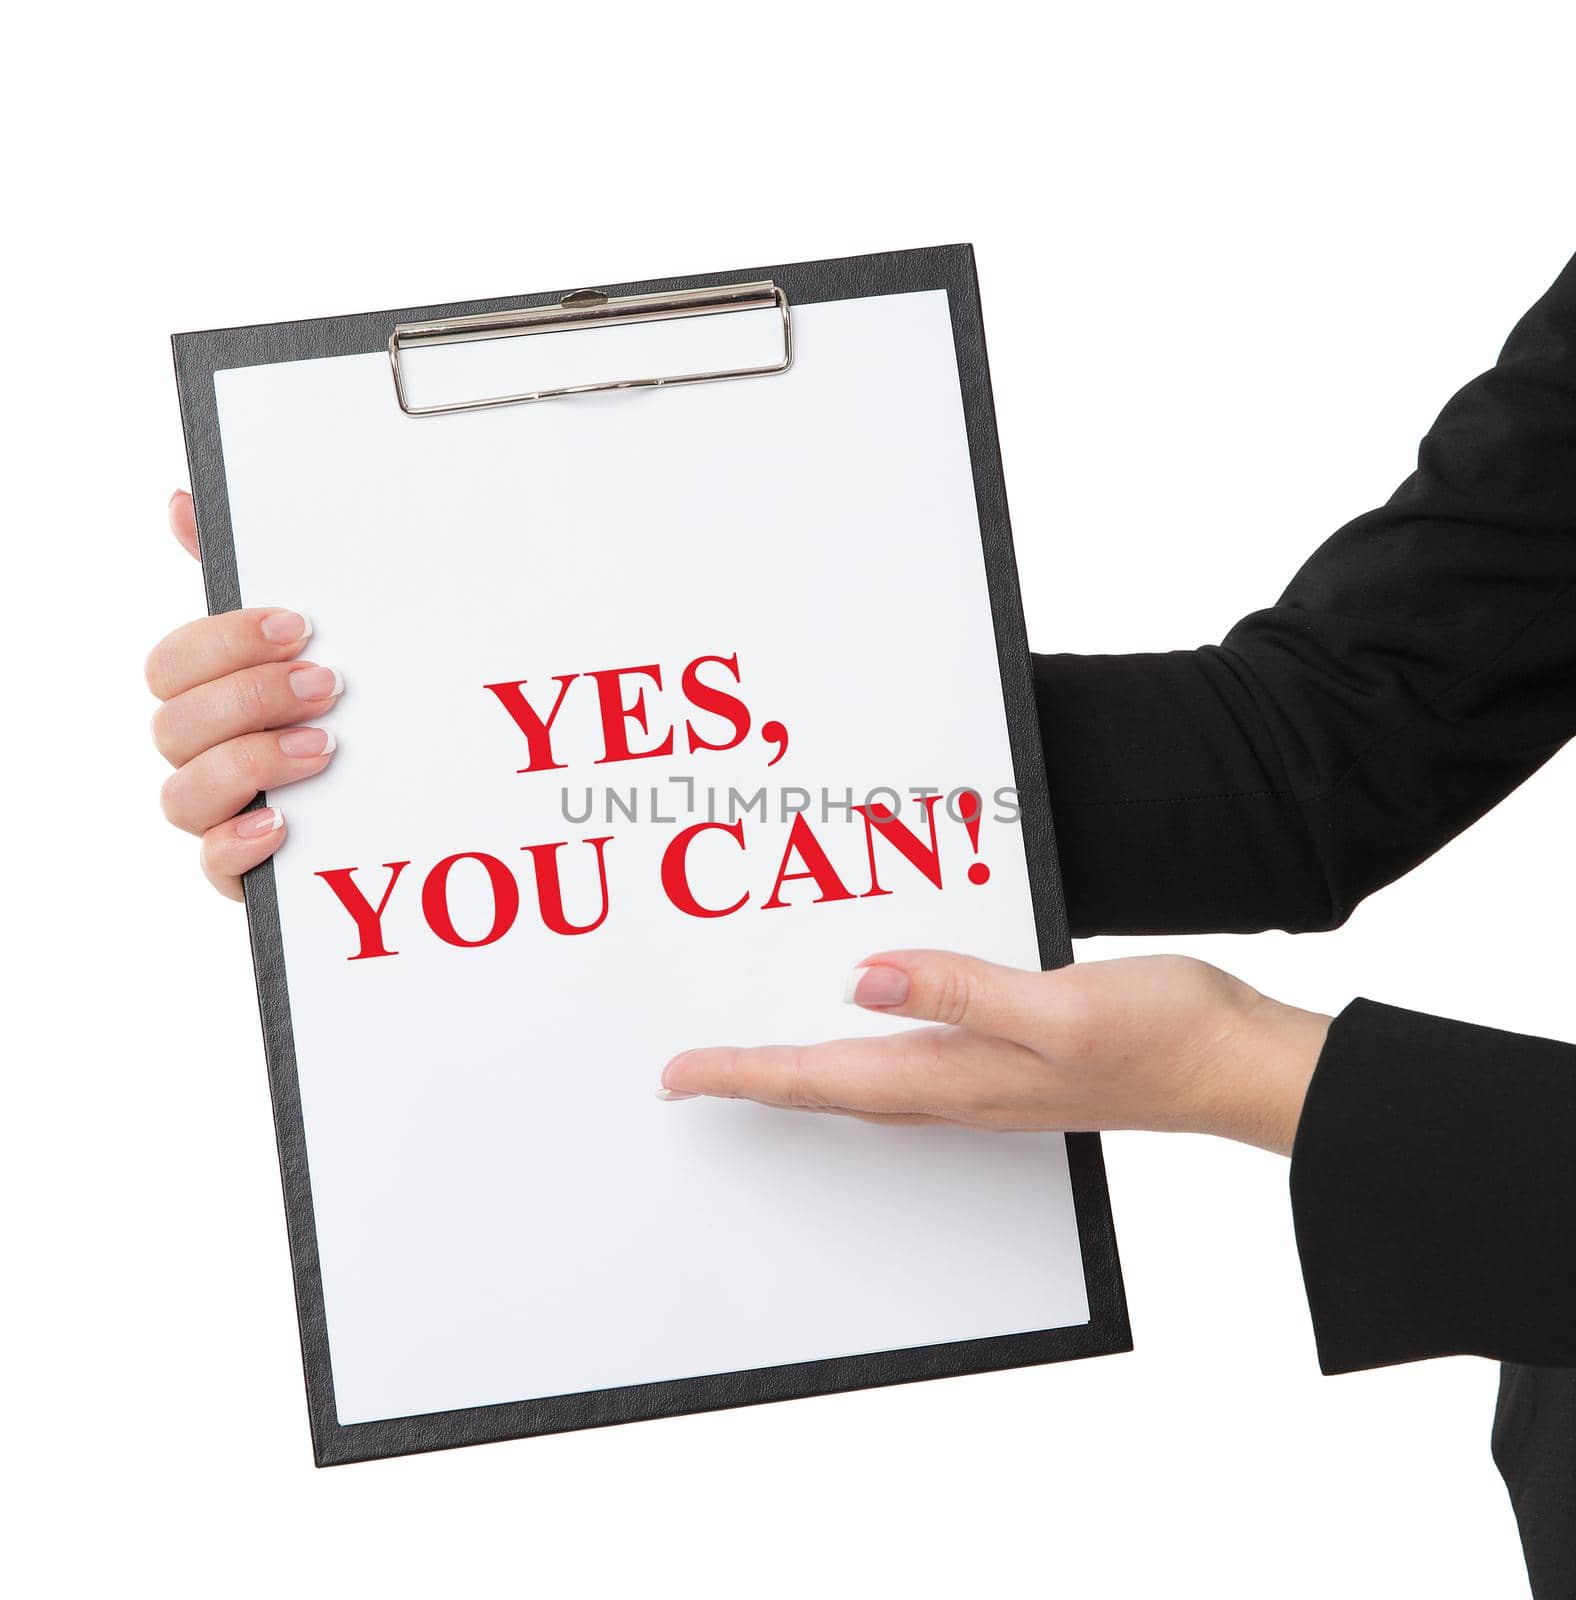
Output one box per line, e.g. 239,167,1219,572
221,615,260,670
229,667,270,729
201,845,244,902
143,643,168,699
225,735,264,788
780,1047,819,1108
148,704,175,762
931,963,975,1027
200,823,244,874
158,771,189,831
779,1048,807,1106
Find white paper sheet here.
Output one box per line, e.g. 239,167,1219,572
214,288,1089,1426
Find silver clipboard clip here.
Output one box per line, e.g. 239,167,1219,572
388,280,793,416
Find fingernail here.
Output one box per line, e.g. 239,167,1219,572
278,727,336,758
261,611,313,646
658,1051,699,1100
236,806,285,839
288,664,344,701
844,964,909,1007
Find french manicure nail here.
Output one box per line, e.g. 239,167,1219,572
844,964,910,1007
278,727,336,758
288,664,344,701
261,611,313,646
659,1051,699,1100
236,807,285,840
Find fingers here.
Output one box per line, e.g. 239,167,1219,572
661,1026,1001,1118
661,1036,919,1113
151,659,344,767
160,491,323,901
145,607,315,701
200,807,288,901
658,951,1070,1122
160,726,336,834
169,489,200,560
843,949,1058,1046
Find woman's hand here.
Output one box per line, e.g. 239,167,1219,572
660,952,1330,1155
147,490,342,900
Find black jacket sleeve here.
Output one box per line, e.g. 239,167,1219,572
1290,1000,1576,1373
1034,251,1576,939
1032,253,1576,1373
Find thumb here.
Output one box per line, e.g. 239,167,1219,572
168,489,201,560
844,949,1052,1043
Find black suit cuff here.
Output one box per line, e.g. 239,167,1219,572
1290,999,1576,1374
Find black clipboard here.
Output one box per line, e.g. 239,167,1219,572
173,245,1130,1467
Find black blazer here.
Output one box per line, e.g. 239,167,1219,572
1033,251,1576,1595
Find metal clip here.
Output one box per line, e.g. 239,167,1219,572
389,280,792,416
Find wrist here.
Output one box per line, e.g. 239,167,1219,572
1206,990,1330,1155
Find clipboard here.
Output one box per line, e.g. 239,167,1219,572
173,244,1130,1466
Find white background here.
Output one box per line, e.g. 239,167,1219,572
8,2,1573,1594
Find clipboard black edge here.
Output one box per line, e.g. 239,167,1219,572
172,242,1131,1469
